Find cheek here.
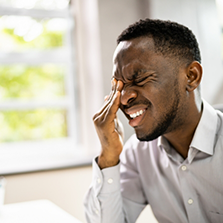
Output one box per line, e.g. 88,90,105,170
154,87,179,112
141,85,169,104
138,78,178,105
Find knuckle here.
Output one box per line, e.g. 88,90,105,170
92,113,99,122
92,114,97,121
93,115,107,128
93,115,101,125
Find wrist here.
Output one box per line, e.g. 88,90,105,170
98,155,119,169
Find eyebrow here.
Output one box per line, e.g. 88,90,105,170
112,69,149,82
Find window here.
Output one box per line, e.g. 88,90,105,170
0,0,103,175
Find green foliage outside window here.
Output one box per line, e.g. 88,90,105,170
0,17,65,51
0,16,69,143
0,110,67,142
3,26,63,50
0,65,65,100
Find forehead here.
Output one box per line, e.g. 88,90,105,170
112,37,157,80
113,37,155,62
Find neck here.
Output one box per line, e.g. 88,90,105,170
164,99,203,159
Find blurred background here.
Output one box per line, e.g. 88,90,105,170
0,0,223,222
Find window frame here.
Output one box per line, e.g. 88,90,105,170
0,0,103,175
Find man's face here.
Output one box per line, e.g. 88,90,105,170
113,37,188,141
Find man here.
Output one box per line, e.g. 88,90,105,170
84,19,223,223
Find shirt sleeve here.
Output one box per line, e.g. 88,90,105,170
84,137,147,223
83,157,125,223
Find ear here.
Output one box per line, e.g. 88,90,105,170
186,61,202,92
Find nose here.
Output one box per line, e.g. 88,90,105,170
120,86,137,105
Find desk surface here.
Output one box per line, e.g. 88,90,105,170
0,200,83,223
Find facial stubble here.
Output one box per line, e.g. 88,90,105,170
135,79,181,142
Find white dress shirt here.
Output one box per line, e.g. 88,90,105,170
84,100,223,223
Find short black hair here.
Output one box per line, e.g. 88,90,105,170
117,19,201,64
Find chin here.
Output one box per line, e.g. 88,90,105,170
135,129,161,142
135,120,171,142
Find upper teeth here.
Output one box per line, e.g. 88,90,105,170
130,109,145,119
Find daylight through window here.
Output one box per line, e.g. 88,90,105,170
0,0,77,143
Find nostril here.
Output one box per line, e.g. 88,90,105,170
121,87,137,105
127,97,135,104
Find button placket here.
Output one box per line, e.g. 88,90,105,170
178,163,198,222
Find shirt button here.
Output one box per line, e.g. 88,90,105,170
107,178,113,184
181,165,187,171
94,209,99,215
97,178,101,184
188,199,193,204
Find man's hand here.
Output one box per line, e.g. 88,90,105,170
93,79,124,169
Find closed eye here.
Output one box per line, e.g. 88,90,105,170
134,72,157,85
134,76,152,86
135,76,148,83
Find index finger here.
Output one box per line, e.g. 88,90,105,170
116,80,124,92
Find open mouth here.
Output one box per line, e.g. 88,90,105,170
128,108,147,127
129,109,146,119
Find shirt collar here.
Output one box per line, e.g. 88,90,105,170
189,99,218,156
157,100,218,160
157,136,168,151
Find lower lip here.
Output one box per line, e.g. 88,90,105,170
129,110,146,127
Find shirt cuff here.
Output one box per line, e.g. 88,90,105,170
92,156,121,195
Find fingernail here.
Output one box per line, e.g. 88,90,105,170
112,78,116,90
116,81,120,90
